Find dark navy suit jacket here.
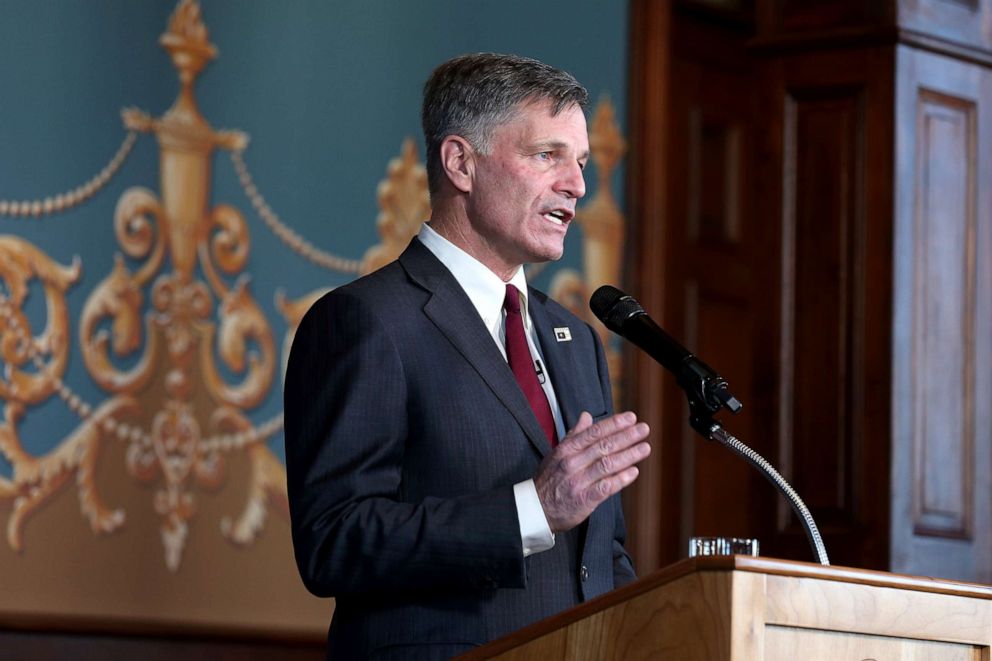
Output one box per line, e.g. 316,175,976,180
284,238,635,660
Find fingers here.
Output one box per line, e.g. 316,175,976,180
559,411,650,483
561,411,640,453
598,465,640,498
535,411,651,533
575,425,650,483
567,414,649,496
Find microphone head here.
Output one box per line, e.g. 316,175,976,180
589,285,645,333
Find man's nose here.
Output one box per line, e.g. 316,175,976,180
557,160,587,199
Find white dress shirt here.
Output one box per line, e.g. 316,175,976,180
418,223,559,556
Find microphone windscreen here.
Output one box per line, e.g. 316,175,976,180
589,285,644,332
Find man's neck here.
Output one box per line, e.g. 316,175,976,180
427,213,520,282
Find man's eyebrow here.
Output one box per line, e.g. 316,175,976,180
528,140,566,151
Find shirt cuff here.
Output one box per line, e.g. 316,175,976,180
513,479,555,557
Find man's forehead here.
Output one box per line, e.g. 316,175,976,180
497,102,589,153
514,96,586,119
501,99,588,139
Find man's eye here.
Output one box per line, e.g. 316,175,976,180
578,161,588,171
537,151,553,161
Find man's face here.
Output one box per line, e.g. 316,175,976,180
464,99,589,279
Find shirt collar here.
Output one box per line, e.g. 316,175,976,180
418,223,530,332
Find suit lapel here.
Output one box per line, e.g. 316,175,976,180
528,289,583,431
399,240,553,457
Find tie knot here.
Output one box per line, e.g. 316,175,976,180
503,284,522,315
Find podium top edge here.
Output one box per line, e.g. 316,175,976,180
696,555,992,599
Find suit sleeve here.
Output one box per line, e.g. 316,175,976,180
590,323,638,587
284,290,526,597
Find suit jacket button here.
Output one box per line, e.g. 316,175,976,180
580,565,589,582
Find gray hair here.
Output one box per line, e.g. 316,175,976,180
421,53,588,198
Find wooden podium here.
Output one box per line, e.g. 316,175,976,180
459,556,992,660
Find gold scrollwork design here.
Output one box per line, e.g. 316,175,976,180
146,400,208,571
0,237,80,406
361,138,430,275
208,204,250,277
79,186,169,393
200,278,275,410
1,395,141,550
208,406,287,546
198,203,250,301
75,397,143,535
79,256,158,394
114,187,167,285
221,443,288,545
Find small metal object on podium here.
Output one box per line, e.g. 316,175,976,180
688,536,759,558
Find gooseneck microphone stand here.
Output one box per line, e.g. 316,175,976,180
685,391,830,566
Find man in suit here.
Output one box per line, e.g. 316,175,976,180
284,53,651,660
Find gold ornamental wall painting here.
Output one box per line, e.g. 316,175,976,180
0,0,628,635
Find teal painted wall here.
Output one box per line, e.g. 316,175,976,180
0,0,629,472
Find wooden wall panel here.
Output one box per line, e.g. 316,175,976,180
681,104,755,547
659,8,766,567
682,285,756,544
891,45,992,582
780,86,866,535
681,104,754,549
648,8,894,571
633,0,992,581
912,90,975,539
688,110,743,244
759,47,895,569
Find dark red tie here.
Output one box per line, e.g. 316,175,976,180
503,284,557,446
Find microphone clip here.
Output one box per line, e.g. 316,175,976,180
677,355,742,436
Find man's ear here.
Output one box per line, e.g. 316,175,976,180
439,135,475,194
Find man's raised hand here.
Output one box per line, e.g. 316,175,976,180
534,411,650,533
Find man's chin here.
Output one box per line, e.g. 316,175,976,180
528,250,564,265
538,239,567,262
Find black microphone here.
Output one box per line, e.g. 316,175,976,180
589,285,742,418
